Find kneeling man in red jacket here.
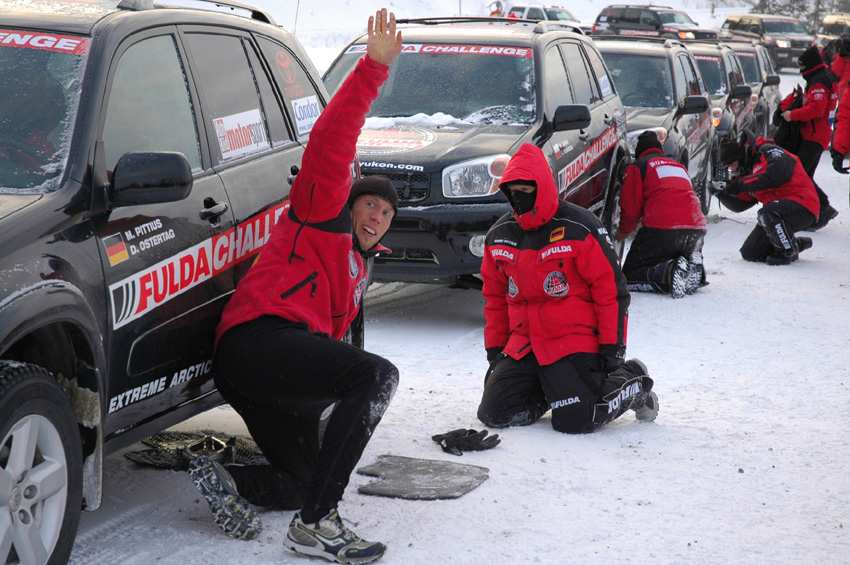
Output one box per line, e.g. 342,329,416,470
618,131,707,298
477,144,658,435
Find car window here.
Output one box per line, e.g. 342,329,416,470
763,20,808,34
678,54,702,95
658,11,695,25
622,9,641,24
694,55,726,95
758,47,775,75
672,56,688,100
601,52,674,108
584,46,614,98
509,7,524,18
736,52,761,84
545,8,577,21
103,34,201,172
640,11,658,27
560,43,594,105
544,46,573,111
244,41,291,145
526,7,545,20
184,33,271,164
258,38,325,140
725,53,744,87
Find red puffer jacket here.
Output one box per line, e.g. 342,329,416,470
780,63,834,148
481,144,629,366
618,147,706,236
216,56,388,345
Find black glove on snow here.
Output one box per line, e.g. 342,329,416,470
831,149,849,174
431,429,501,456
598,344,625,372
486,348,503,364
723,178,744,195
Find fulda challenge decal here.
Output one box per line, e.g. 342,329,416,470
0,30,89,55
557,126,620,194
345,43,532,59
109,204,288,329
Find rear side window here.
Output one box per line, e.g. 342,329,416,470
526,7,545,20
509,7,524,18
622,9,640,24
640,11,658,27
184,33,271,164
244,42,291,145
544,47,573,111
560,43,593,105
103,35,202,171
258,38,325,140
584,46,614,98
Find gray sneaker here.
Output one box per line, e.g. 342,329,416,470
187,455,262,540
285,509,386,564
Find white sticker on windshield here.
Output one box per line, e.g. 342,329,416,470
213,109,270,160
598,74,613,98
291,95,322,137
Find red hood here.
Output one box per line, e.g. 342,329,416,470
499,144,558,231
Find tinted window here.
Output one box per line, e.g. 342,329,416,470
526,7,545,20
672,57,688,100
545,8,577,21
584,46,614,98
695,55,726,95
658,11,695,25
509,7,524,17
736,52,761,84
640,11,658,27
544,47,572,111
679,55,702,95
602,52,674,108
763,20,808,34
725,53,744,87
244,41,291,144
184,34,271,163
758,48,775,75
822,22,850,35
560,43,594,105
258,38,325,139
622,9,641,24
103,35,201,171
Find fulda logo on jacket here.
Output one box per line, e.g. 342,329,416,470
544,271,570,297
490,247,516,261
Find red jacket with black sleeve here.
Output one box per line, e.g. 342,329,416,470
481,144,629,367
718,140,820,218
780,63,834,148
833,81,850,154
215,56,389,345
618,148,706,236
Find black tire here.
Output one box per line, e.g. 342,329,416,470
602,157,627,259
695,146,713,215
0,361,83,565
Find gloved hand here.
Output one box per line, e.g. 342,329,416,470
486,348,503,364
723,177,744,195
598,344,625,372
831,149,849,174
431,429,501,456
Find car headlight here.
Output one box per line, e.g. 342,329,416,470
442,154,511,198
678,31,695,40
775,39,790,48
626,127,668,153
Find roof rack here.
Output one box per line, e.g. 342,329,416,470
532,21,584,35
593,35,683,48
116,0,274,24
396,17,583,36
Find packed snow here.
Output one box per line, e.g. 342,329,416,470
69,3,850,564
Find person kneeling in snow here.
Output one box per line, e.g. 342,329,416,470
617,131,707,298
188,10,402,564
476,145,658,435
715,132,819,265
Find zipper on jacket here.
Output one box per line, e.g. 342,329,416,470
280,271,318,300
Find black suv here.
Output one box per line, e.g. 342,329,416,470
721,14,814,70
594,37,711,203
0,1,331,561
592,4,718,40
727,40,782,137
686,41,754,210
324,18,630,284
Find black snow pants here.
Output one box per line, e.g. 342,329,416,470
621,227,706,294
477,352,650,434
795,140,832,220
214,315,399,523
740,199,816,262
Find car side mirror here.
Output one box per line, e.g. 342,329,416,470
764,74,781,86
552,104,592,132
730,84,752,100
111,152,193,207
679,95,710,115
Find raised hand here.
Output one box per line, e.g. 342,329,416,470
366,8,403,66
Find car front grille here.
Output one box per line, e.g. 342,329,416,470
362,171,431,203
695,30,718,39
791,40,811,49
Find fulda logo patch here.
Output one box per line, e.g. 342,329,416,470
544,271,569,298
549,226,565,242
349,250,359,278
507,276,519,298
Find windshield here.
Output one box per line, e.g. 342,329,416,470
600,53,674,108
324,44,536,125
695,55,727,95
545,8,577,21
763,20,809,34
736,52,760,84
658,11,695,25
0,30,89,193
821,22,850,35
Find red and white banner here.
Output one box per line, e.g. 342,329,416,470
213,109,270,161
345,43,532,58
0,29,89,55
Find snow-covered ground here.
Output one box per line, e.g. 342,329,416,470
69,63,850,563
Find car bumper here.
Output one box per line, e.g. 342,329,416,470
373,202,509,283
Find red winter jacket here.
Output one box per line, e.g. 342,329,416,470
618,148,706,236
481,144,629,366
833,78,850,154
831,55,850,100
215,56,389,345
725,139,820,217
780,63,834,148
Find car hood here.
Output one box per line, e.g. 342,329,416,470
0,194,41,222
355,121,529,171
624,107,672,132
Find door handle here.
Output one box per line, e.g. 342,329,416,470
288,164,300,186
200,197,228,221
578,130,591,142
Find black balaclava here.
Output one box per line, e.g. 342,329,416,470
798,45,822,73
635,130,663,159
504,181,537,215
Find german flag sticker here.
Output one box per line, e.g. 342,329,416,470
549,226,565,243
103,233,129,267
